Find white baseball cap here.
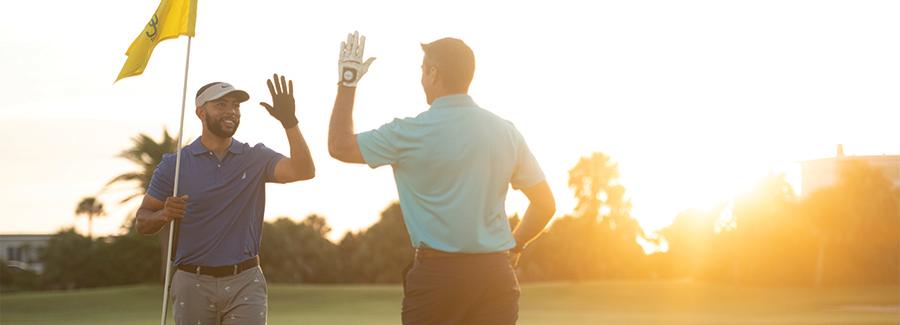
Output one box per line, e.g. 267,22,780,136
195,82,250,107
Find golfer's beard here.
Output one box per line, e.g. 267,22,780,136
206,115,239,138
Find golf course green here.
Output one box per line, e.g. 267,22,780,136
2,280,897,324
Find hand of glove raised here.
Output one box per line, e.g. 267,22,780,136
260,73,298,129
338,31,376,87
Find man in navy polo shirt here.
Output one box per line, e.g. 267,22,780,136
329,32,557,324
136,74,314,325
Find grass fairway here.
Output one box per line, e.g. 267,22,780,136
1,280,898,324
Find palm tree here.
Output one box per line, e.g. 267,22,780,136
566,152,644,278
568,152,621,221
75,197,105,240
107,129,179,204
106,129,180,282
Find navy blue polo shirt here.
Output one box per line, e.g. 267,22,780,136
147,137,284,267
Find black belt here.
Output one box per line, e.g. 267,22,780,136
177,256,259,278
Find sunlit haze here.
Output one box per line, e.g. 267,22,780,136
2,1,898,244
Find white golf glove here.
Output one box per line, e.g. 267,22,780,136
338,31,376,87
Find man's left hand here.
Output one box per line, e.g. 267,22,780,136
260,73,298,129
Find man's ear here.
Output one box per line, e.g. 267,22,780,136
427,67,439,85
195,105,204,119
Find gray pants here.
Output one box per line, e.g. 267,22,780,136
402,253,520,325
171,266,268,325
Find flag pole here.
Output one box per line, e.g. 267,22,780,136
160,35,192,325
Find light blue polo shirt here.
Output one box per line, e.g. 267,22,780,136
357,94,545,253
147,137,284,267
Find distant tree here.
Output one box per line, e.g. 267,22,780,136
336,231,361,281
106,129,179,204
569,153,623,221
105,129,179,281
804,159,900,285
655,159,899,287
338,202,413,283
40,228,160,290
573,153,645,275
720,173,817,285
656,205,725,279
40,229,93,289
260,216,340,283
75,197,105,241
520,152,646,281
98,228,162,285
0,261,40,292
518,214,588,281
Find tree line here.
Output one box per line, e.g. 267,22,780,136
2,131,897,291
1,202,412,291
654,158,899,286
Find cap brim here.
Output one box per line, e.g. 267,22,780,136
196,83,251,107
223,90,250,103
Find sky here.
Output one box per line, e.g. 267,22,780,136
1,0,898,243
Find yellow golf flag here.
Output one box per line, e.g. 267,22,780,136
116,0,197,81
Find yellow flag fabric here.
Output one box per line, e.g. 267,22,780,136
116,0,197,81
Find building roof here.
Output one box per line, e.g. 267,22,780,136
0,234,53,242
801,154,900,164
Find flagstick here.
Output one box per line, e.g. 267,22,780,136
160,36,192,325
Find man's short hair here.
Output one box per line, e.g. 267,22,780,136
421,38,475,92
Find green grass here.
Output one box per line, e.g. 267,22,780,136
1,280,898,324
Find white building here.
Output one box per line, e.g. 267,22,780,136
0,234,51,273
799,145,900,196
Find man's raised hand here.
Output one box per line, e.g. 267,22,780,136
338,31,376,87
260,73,298,129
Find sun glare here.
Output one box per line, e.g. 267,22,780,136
621,149,791,234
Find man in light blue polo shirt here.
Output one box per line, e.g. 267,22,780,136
136,74,315,325
328,32,556,325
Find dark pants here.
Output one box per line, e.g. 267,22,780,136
402,253,520,325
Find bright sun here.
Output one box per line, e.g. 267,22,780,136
617,150,797,234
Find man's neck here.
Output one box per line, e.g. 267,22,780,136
428,89,467,105
200,132,232,160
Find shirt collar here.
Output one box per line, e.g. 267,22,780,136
429,94,477,110
187,137,245,156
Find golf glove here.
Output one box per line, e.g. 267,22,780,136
338,31,376,87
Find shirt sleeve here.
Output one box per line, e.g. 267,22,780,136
147,154,176,201
252,143,287,183
510,127,546,190
356,118,410,169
